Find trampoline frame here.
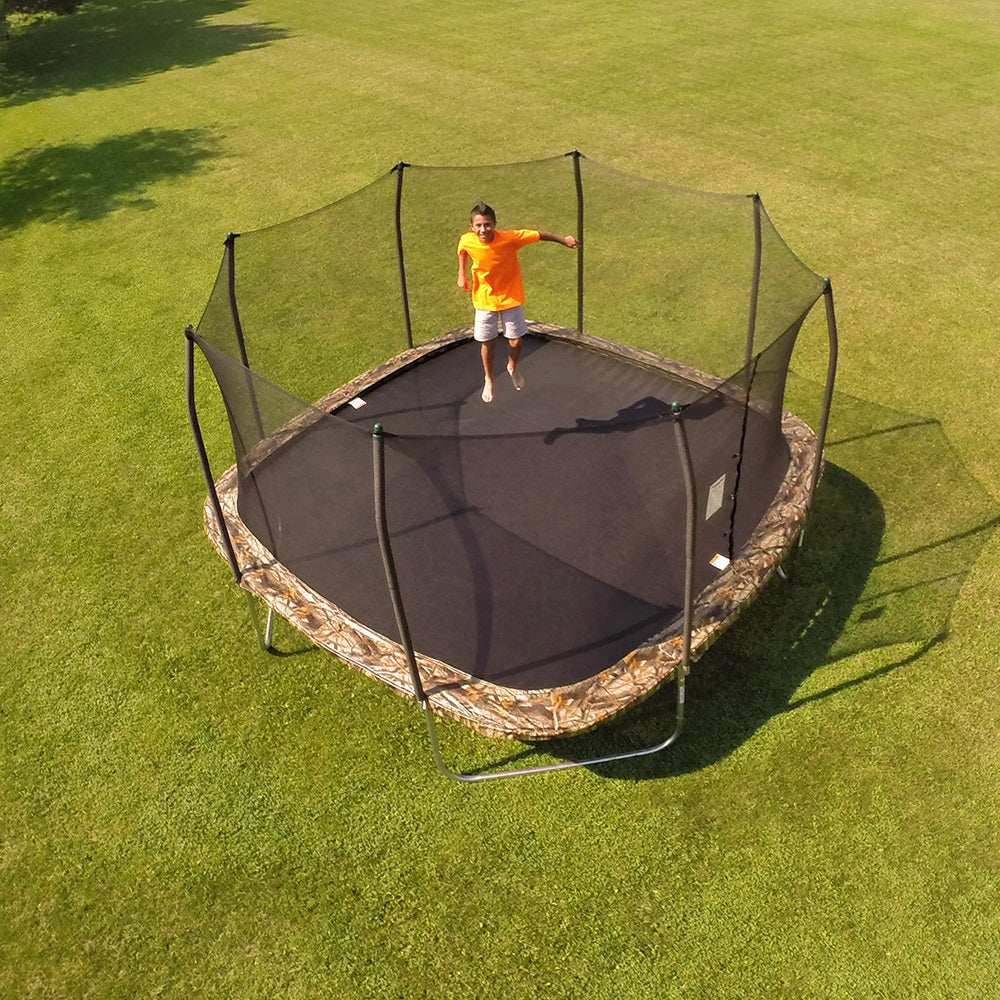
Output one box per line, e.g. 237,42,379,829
186,322,837,782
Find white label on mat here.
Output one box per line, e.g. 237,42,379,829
706,474,726,520
348,397,367,409
710,553,731,570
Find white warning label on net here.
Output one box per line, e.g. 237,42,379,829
706,474,726,520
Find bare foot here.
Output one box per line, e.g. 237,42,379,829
508,367,525,391
481,380,494,403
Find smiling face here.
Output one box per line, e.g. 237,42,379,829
470,213,496,243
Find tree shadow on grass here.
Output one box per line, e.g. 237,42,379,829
460,387,1000,780
0,127,221,234
0,0,289,107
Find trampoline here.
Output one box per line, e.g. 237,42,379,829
186,153,837,780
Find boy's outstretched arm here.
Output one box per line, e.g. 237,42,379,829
457,249,470,291
538,232,580,248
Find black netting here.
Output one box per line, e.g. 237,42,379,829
194,335,390,623
194,154,825,407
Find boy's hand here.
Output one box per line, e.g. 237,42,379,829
563,235,580,248
457,275,468,292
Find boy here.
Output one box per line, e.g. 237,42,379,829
456,202,579,403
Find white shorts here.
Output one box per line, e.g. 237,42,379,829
474,306,529,343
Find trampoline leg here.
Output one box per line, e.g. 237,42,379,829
777,523,809,580
243,590,274,652
422,671,687,783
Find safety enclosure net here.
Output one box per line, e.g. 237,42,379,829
188,153,831,739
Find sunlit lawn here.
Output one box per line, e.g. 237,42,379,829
1,1,997,997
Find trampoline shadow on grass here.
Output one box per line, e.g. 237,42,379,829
530,397,1000,780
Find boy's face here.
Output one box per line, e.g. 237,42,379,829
470,213,496,243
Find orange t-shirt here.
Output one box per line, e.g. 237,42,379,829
457,228,540,311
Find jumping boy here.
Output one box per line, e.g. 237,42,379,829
456,202,579,403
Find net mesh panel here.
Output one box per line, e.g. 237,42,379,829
575,159,824,374
194,154,825,406
396,156,580,346
196,174,407,404
195,334,395,629
756,202,826,357
194,242,239,361
579,160,752,370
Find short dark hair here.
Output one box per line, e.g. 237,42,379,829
470,202,496,222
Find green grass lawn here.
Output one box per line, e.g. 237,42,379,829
2,1,998,997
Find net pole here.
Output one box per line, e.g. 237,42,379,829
744,193,762,372
185,326,242,585
372,423,426,702
223,233,265,439
392,162,414,349
672,403,697,681
186,327,274,653
809,278,839,503
570,150,585,331
372,423,465,778
224,233,251,368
